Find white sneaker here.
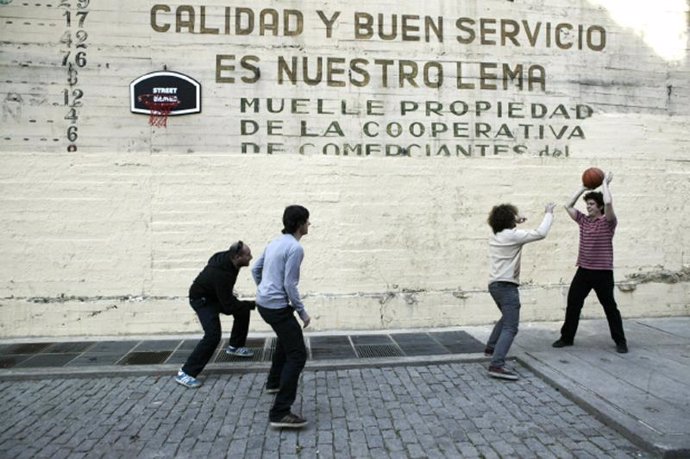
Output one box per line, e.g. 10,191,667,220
225,346,254,357
175,370,202,388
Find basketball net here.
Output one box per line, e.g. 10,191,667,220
138,94,180,128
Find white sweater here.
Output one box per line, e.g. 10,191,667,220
488,213,553,285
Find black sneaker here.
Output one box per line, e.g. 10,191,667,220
265,386,279,394
270,413,307,429
488,366,519,381
552,339,573,348
484,347,494,357
616,342,628,353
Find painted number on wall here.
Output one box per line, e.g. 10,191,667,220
59,0,89,152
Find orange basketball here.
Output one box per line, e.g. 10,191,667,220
582,167,605,189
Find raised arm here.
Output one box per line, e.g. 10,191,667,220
602,171,616,222
565,184,587,221
512,203,556,244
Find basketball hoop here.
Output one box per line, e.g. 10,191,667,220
137,93,180,127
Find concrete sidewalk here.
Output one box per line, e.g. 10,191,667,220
0,317,688,458
466,317,690,458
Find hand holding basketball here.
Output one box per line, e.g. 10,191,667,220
582,167,605,189
605,171,613,185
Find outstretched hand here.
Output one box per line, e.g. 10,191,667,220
605,171,613,185
545,202,556,213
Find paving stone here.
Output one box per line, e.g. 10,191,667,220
382,433,405,452
572,450,599,459
406,442,426,458
366,448,389,458
348,430,369,457
456,441,481,457
315,443,335,458
475,444,502,459
0,362,652,459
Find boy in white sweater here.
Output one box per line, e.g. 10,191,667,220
485,202,556,380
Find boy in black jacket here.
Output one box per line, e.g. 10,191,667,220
175,241,256,388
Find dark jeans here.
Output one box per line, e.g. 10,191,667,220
258,305,307,421
560,268,626,345
181,298,251,377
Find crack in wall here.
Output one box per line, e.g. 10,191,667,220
84,304,118,318
619,266,690,292
625,266,690,284
10,295,178,304
2,287,481,304
9,271,682,305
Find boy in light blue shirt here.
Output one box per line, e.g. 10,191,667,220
252,205,312,429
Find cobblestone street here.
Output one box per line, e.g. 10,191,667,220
0,361,649,458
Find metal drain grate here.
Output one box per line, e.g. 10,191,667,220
1,343,52,355
429,331,485,354
119,351,172,365
0,331,487,370
354,344,404,358
263,338,276,362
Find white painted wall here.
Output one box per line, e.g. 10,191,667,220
1,0,688,337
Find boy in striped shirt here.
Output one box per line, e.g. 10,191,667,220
553,171,628,353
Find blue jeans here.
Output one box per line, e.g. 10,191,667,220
258,305,307,421
486,282,521,368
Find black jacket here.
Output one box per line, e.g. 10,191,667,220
188,250,254,315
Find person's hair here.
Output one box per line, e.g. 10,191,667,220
228,240,244,258
282,205,310,234
583,191,604,210
488,204,518,234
